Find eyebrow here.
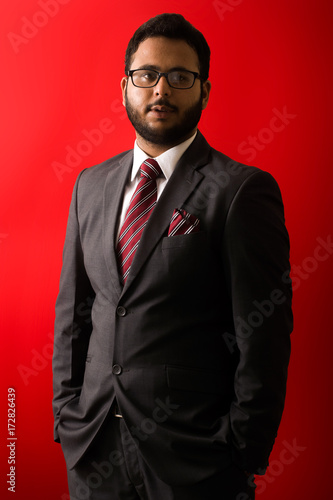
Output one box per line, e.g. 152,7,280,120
133,65,196,72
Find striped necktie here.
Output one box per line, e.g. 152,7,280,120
117,158,162,283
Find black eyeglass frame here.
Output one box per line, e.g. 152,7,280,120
127,69,203,89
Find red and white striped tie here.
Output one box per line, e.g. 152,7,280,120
117,158,162,283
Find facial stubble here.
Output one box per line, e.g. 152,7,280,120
124,86,203,147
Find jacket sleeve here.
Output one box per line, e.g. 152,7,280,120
222,170,293,474
52,171,95,443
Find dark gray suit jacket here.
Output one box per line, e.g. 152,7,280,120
52,131,292,485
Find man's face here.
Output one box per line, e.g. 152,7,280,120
121,36,211,150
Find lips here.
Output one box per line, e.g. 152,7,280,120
148,105,176,121
147,99,177,112
150,105,174,113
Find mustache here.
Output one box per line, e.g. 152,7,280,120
146,99,178,112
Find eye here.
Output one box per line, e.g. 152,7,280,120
139,70,157,81
169,71,192,87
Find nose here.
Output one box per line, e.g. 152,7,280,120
154,75,171,96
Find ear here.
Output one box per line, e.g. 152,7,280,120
201,80,211,110
120,77,128,106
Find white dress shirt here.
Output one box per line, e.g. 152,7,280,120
117,132,197,238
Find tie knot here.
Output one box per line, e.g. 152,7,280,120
140,158,162,180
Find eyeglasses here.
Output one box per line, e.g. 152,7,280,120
127,69,202,89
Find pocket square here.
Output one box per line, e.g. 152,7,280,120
168,209,200,236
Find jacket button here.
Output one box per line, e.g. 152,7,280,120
116,306,127,317
112,364,122,375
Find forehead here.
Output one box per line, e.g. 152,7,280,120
130,36,200,71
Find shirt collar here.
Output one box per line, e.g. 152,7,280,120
131,132,197,182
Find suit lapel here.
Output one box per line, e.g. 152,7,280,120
122,132,211,294
103,150,133,301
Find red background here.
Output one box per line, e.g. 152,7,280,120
1,1,332,498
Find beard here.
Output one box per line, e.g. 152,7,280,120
124,89,203,147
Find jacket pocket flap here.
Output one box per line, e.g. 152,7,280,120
166,365,225,395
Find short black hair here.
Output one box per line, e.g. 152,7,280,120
125,13,210,82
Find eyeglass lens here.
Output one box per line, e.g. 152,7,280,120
132,70,195,88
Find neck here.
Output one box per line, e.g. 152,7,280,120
135,129,197,157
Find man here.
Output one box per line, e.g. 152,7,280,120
52,13,293,500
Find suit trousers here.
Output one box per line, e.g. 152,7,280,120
66,410,256,500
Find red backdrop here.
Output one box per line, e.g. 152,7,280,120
1,1,332,498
